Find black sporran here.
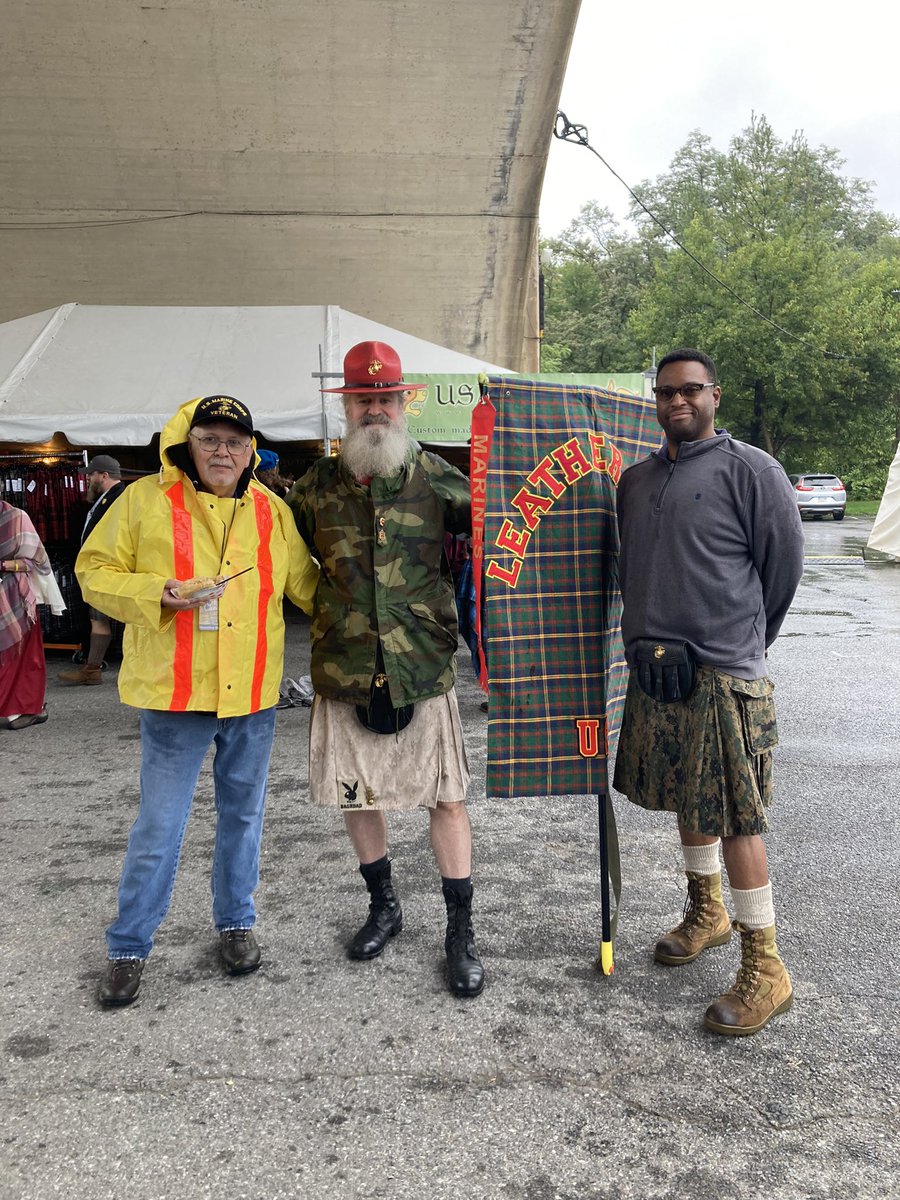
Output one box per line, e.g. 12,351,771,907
634,638,696,703
356,671,415,734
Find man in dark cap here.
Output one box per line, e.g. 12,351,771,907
77,395,317,1007
58,455,126,685
288,341,485,999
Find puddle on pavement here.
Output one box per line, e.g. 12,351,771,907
791,609,852,617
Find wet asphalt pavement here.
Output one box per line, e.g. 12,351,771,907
2,514,898,1199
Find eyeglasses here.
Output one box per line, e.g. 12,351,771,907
652,383,716,403
190,434,251,454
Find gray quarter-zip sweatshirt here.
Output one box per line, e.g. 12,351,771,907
616,430,804,680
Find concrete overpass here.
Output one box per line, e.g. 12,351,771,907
0,1,581,371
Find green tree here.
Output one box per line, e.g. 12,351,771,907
814,254,900,495
628,116,900,464
540,202,658,372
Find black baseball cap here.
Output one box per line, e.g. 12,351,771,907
189,395,254,436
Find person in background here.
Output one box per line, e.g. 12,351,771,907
613,347,804,1037
288,340,484,998
445,532,486,711
0,501,54,730
59,454,127,685
78,395,318,1007
255,449,291,498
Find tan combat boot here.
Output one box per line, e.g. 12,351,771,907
57,663,103,685
704,922,793,1037
654,871,732,965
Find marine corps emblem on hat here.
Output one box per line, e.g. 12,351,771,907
322,341,413,395
189,395,254,435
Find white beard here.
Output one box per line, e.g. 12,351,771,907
341,414,411,479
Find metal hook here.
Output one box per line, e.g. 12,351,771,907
554,110,589,145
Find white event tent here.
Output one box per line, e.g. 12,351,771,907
866,440,900,560
0,303,512,446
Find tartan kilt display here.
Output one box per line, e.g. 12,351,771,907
472,377,661,800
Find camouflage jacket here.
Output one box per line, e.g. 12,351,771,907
288,447,471,706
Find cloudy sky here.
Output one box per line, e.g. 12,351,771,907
539,0,900,235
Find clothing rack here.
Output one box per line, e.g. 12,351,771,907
0,456,90,650
0,451,87,462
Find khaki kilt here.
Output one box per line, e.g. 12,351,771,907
307,688,469,812
612,667,778,836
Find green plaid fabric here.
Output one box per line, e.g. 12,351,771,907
479,377,661,799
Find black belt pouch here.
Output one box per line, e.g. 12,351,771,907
634,639,696,703
356,645,415,734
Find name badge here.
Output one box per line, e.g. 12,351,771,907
198,596,219,631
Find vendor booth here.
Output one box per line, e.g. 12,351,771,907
0,302,513,648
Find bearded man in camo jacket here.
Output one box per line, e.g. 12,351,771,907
287,341,484,998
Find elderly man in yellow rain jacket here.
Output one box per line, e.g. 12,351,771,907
77,395,317,1007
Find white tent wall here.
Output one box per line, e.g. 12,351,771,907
0,304,512,446
866,439,900,560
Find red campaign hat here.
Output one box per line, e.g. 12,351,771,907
322,341,413,394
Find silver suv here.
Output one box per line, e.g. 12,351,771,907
788,473,846,521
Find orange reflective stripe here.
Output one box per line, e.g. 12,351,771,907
250,489,274,709
167,482,195,710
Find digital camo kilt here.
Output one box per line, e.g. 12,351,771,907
612,667,778,836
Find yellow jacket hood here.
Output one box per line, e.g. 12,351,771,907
160,397,258,494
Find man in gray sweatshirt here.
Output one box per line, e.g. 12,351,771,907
613,347,804,1036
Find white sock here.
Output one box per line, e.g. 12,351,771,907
681,840,721,876
730,883,775,929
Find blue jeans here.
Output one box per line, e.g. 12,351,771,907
106,707,277,959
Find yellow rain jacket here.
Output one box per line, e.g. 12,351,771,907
77,398,318,716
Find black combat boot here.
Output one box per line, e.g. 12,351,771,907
442,878,485,998
348,856,403,960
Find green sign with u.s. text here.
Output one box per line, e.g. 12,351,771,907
402,373,648,443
